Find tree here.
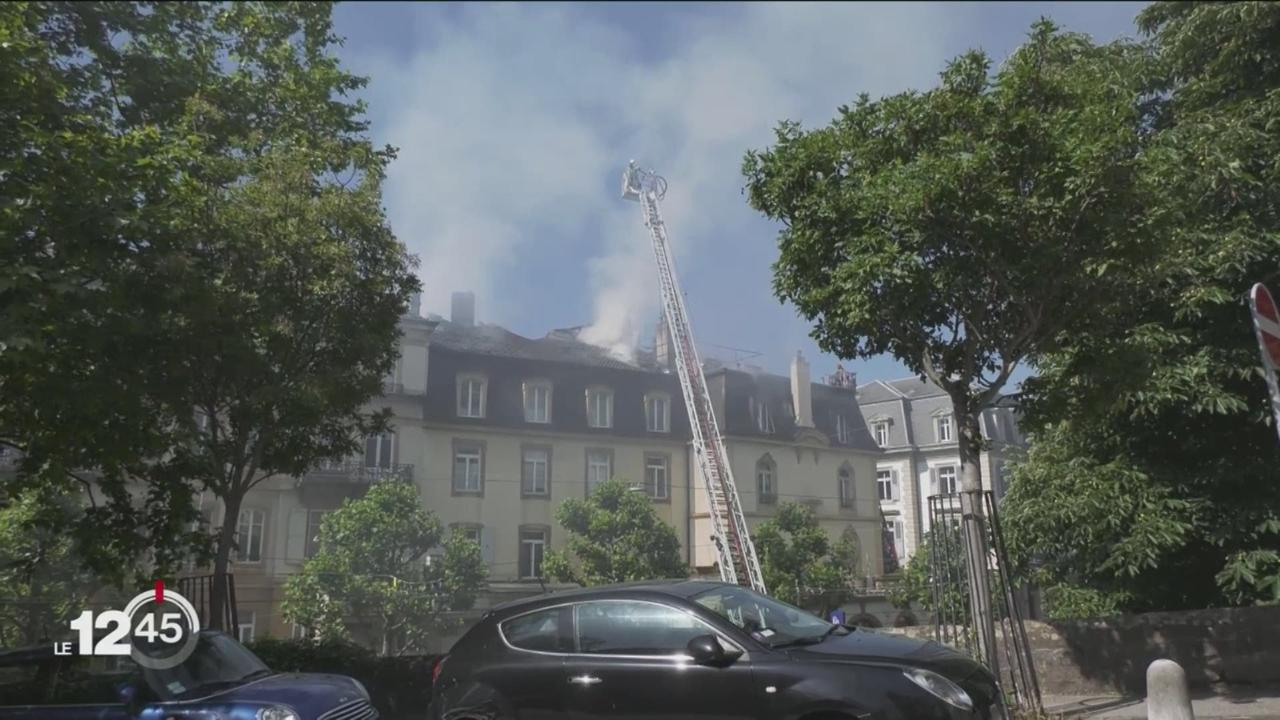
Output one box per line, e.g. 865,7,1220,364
1003,2,1280,614
543,478,688,586
743,21,1153,659
0,3,419,623
752,502,859,610
889,526,979,623
282,481,486,655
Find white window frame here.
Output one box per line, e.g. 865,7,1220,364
645,393,670,433
523,381,552,424
756,455,777,503
834,414,850,444
291,623,309,640
586,387,614,429
453,524,483,545
305,509,331,559
453,441,484,494
750,397,774,434
937,465,958,495
457,374,487,418
237,611,256,643
873,422,889,448
838,466,855,509
644,454,670,500
877,469,897,502
936,415,953,443
586,449,613,493
519,527,548,579
364,432,395,469
886,517,906,561
522,446,550,496
235,508,265,563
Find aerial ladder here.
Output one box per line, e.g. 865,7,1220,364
621,161,767,594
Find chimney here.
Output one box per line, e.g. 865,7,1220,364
791,351,813,427
655,314,672,370
407,292,421,318
450,291,475,327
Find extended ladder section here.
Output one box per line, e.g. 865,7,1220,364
621,161,766,594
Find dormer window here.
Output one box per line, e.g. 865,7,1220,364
457,374,486,418
645,393,670,433
749,397,774,434
873,421,889,447
523,380,552,423
935,415,953,443
834,414,850,444
586,387,613,429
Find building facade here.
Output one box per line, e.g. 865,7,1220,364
857,378,1027,565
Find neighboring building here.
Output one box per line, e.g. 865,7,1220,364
857,377,1027,564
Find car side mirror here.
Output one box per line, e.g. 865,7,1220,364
686,634,740,667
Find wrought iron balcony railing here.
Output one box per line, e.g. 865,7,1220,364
303,460,414,485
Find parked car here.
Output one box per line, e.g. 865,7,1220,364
430,580,1002,720
0,630,376,720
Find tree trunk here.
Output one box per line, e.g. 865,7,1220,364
209,490,243,632
955,403,999,678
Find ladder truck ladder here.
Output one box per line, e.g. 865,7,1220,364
621,161,766,594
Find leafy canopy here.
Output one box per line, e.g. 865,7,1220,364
282,481,487,655
752,502,861,608
543,478,688,586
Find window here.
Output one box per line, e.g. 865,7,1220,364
886,517,906,561
501,607,571,653
522,446,550,496
756,455,777,504
936,415,953,443
645,393,670,433
457,374,486,418
644,454,669,500
749,397,774,433
452,440,484,493
838,465,855,509
519,527,548,579
365,432,394,468
586,449,613,493
524,381,552,423
453,524,482,545
235,509,264,563
586,387,613,428
937,465,958,494
873,421,889,447
237,611,256,643
834,414,850,444
574,601,711,656
291,624,309,640
877,469,897,501
305,509,331,559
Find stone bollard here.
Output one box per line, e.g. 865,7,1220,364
1147,659,1194,720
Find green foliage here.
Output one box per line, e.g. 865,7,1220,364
0,486,101,647
0,2,419,602
1006,2,1280,612
889,527,968,620
282,482,486,655
743,20,1155,482
752,502,858,608
543,478,688,586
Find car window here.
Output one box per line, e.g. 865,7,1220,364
501,607,569,653
44,656,134,706
574,601,710,656
692,585,831,647
0,660,45,706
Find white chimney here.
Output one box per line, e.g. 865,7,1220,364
791,351,813,427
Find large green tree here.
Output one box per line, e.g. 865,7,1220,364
743,21,1153,656
0,2,419,626
753,502,861,610
543,478,688,586
282,481,487,655
1003,2,1280,614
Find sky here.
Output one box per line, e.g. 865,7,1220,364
332,1,1147,386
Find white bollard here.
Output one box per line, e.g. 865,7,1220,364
1147,659,1194,720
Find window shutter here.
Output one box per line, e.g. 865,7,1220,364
929,467,938,494
891,470,900,501
480,527,495,566
285,509,307,562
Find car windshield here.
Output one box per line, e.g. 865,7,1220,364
692,586,834,647
141,633,272,701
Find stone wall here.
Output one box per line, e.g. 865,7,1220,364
884,605,1280,695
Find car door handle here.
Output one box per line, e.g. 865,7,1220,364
569,674,602,686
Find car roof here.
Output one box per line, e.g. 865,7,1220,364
487,579,733,617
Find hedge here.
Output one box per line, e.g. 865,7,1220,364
247,638,438,719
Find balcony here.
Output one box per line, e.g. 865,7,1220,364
300,460,414,487
382,381,425,397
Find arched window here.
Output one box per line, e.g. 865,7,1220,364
838,463,855,509
756,454,777,504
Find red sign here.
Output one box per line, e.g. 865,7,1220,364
1249,283,1280,443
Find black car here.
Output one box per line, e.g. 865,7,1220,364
429,580,1002,720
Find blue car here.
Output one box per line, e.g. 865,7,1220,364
0,630,377,720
